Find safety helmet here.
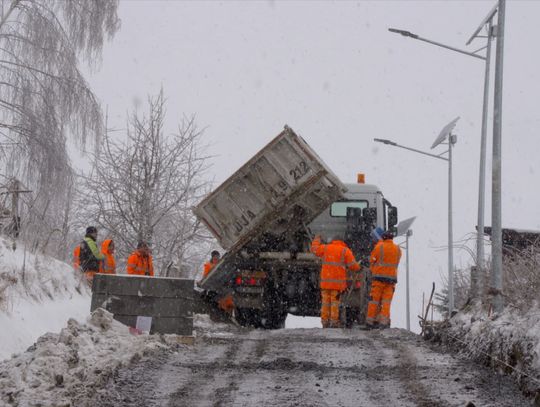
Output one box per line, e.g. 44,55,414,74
382,231,394,240
137,240,149,249
86,226,97,235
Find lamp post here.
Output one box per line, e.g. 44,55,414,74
389,3,498,300
375,117,459,317
466,4,498,300
397,217,416,331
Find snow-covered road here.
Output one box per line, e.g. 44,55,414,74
90,319,531,407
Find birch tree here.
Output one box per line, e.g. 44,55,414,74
0,0,120,257
79,91,211,276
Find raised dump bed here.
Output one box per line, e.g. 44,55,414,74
194,126,346,292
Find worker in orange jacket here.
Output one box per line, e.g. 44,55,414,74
99,239,116,274
366,231,402,329
127,241,154,276
311,235,360,328
72,245,80,272
203,250,220,278
79,226,105,286
202,250,234,314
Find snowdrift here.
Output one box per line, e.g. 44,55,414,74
0,308,169,406
0,238,90,360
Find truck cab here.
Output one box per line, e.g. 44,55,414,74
310,181,398,244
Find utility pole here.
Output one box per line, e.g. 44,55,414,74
491,0,506,313
2,178,31,247
448,134,455,315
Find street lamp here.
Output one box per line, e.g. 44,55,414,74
389,3,498,301
374,117,459,317
397,216,416,331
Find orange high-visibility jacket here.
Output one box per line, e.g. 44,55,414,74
73,245,80,271
311,236,360,291
100,239,116,274
203,259,218,278
127,250,154,276
370,239,401,282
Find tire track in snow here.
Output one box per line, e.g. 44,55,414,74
166,336,243,406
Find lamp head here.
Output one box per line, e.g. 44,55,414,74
388,28,419,39
374,138,397,146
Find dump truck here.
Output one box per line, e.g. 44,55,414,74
195,126,398,328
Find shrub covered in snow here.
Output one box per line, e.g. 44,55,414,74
434,304,540,399
437,245,540,315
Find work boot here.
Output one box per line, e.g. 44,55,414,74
322,320,330,329
330,321,342,329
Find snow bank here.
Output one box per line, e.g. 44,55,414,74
435,304,540,398
0,238,91,360
285,314,321,329
0,295,90,361
0,308,169,407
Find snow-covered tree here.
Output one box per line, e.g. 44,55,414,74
79,91,211,276
0,0,120,257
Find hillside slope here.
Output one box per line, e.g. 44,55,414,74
0,239,91,360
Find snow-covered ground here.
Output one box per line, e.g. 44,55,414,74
0,238,91,360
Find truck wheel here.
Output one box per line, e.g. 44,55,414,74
235,308,263,328
260,307,287,329
260,288,287,329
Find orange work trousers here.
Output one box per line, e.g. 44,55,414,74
366,280,395,326
321,289,340,323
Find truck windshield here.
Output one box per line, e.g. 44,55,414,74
330,200,368,217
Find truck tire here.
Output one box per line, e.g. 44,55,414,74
235,308,263,328
235,286,287,329
260,285,287,329
260,306,287,329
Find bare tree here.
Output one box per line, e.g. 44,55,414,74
79,91,211,276
0,0,120,257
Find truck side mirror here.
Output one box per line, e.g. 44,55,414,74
388,206,398,229
362,207,377,228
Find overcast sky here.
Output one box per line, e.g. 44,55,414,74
87,0,540,330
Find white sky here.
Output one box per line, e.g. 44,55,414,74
87,0,540,330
